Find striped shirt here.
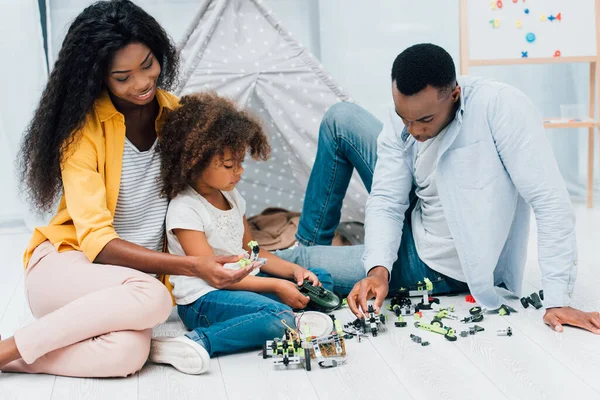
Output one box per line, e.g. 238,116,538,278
113,137,168,252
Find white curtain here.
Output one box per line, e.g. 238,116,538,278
0,0,48,230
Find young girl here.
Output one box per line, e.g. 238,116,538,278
149,93,333,375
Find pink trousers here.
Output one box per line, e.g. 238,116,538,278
1,241,173,377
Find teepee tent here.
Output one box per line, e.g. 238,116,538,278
175,0,369,224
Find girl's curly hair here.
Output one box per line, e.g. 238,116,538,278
18,0,179,213
160,92,271,199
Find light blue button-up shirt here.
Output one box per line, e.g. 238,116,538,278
362,76,577,309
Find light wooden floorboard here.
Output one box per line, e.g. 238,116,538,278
0,279,56,400
304,309,413,400
51,376,138,400
0,233,30,322
2,203,600,399
139,310,229,400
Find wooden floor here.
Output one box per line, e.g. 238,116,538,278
2,203,600,400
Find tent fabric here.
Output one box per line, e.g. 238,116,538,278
176,0,369,223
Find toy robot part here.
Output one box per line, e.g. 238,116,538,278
297,279,342,312
497,327,513,336
520,290,544,309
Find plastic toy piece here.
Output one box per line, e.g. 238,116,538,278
247,240,260,261
421,341,430,347
490,1,497,10
461,313,484,324
497,327,513,336
414,321,458,342
465,295,476,303
512,0,518,3
318,359,346,369
497,0,503,8
460,329,469,338
263,329,311,371
389,302,414,318
414,311,422,320
516,19,522,28
539,290,544,301
297,279,341,312
366,304,386,337
469,306,483,315
410,334,422,344
392,277,439,312
556,13,561,21
554,50,561,57
390,296,412,310
395,315,407,328
223,241,266,272
521,51,528,58
433,309,459,321
497,304,517,316
489,19,500,28
520,290,544,309
548,14,556,22
524,8,529,14
526,32,536,43
540,14,547,22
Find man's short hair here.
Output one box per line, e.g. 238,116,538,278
391,43,457,97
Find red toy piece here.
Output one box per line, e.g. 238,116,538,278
497,0,503,8
465,295,476,303
554,50,561,57
556,13,562,21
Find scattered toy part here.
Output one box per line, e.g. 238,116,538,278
497,327,513,336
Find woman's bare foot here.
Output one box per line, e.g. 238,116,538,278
0,336,22,370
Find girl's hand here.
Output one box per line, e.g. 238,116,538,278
274,280,311,309
291,265,321,287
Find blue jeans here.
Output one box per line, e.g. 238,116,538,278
293,102,469,296
179,267,332,357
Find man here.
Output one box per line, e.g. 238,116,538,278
294,43,600,334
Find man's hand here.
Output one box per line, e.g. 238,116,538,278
347,266,390,318
543,306,600,334
193,255,257,289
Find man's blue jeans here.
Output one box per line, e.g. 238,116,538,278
292,102,469,296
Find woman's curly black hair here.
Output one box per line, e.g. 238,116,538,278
18,0,179,213
160,92,271,199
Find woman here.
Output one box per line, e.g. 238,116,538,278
0,0,252,377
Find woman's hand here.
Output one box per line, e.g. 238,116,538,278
274,280,311,309
191,255,257,289
291,265,320,287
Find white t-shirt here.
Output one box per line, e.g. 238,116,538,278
113,138,167,252
411,129,465,282
166,186,247,305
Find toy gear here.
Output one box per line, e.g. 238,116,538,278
520,291,544,309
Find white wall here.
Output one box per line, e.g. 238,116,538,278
2,0,592,229
0,0,48,229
